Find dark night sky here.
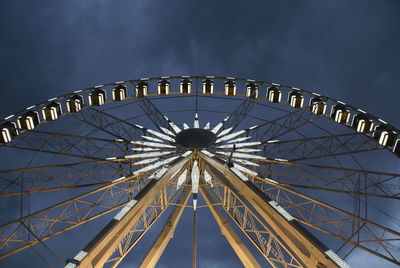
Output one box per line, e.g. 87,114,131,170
0,1,399,267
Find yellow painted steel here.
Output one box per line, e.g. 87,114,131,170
78,156,191,268
200,152,340,268
200,185,262,268
139,186,191,268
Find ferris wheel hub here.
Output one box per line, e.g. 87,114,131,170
175,128,216,149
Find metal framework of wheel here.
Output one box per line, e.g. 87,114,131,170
0,76,399,268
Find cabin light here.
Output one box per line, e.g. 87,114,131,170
202,79,214,94
112,85,127,101
357,119,366,133
224,81,236,96
158,80,170,95
1,128,12,143
379,131,390,146
267,87,281,103
180,79,192,94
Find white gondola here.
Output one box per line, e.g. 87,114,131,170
310,97,327,115
158,80,170,95
394,139,400,157
267,86,281,103
112,84,127,101
17,111,40,130
202,79,214,94
180,79,191,94
88,89,106,106
245,83,258,98
379,130,397,146
67,95,84,113
288,91,304,108
224,80,236,96
331,105,350,124
42,102,62,121
374,125,397,146
135,82,148,97
351,114,373,133
0,122,17,143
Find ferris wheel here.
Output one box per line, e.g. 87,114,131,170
0,76,399,267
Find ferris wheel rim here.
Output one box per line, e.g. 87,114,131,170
0,75,399,267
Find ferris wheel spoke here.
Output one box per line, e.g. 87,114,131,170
7,129,125,161
255,157,400,178
0,173,151,259
28,129,129,146
4,143,106,162
12,153,188,197
72,107,144,142
255,160,400,199
5,132,117,162
0,151,180,177
136,95,176,134
0,182,113,197
260,131,383,161
245,108,320,142
253,179,400,265
0,161,128,196
275,182,400,200
215,95,258,134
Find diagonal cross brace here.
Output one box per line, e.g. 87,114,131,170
137,96,175,134
220,96,258,133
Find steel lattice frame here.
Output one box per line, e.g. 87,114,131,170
0,76,399,267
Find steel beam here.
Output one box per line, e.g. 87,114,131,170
74,107,144,141
220,95,257,133
200,185,262,268
200,152,346,268
253,177,400,265
139,185,191,268
104,181,185,267
248,109,317,142
0,173,147,259
206,180,301,267
137,96,175,134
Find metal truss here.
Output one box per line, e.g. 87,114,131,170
254,159,400,200
200,185,262,268
138,184,191,268
4,129,118,161
68,155,190,267
200,153,342,268
219,94,258,133
104,181,188,267
0,173,149,259
201,182,296,268
136,96,176,134
260,131,383,161
247,108,320,142
73,107,144,142
0,160,126,196
253,177,400,265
